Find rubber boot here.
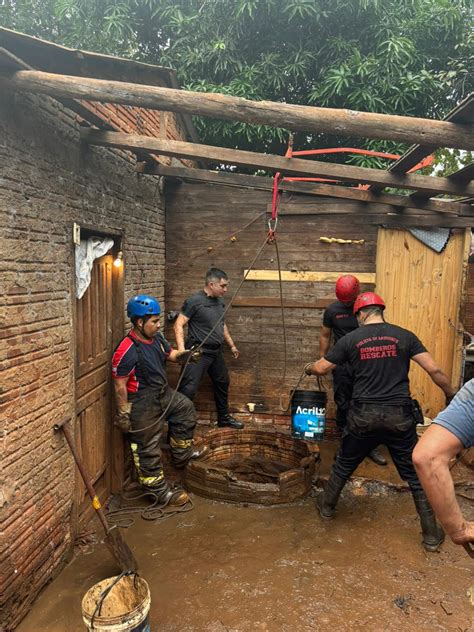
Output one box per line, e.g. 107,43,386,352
316,473,347,520
144,478,189,507
412,490,445,552
368,447,387,466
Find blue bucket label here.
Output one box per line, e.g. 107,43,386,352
292,404,326,440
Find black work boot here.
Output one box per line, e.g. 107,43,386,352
316,473,347,520
412,490,445,552
217,415,244,429
368,447,387,466
144,478,189,507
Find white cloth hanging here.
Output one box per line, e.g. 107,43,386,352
75,236,114,299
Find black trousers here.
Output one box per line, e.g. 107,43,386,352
129,385,197,486
178,349,230,419
333,364,354,429
332,402,423,492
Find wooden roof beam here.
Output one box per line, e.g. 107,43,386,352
81,129,474,197
139,163,473,216
2,69,473,149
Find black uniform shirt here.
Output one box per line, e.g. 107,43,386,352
323,301,358,343
181,290,225,347
325,322,427,404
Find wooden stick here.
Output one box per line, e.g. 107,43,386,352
3,69,473,149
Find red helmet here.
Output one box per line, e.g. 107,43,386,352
335,275,360,303
353,292,386,315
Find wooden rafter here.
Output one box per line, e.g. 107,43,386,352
2,69,473,149
81,129,474,197
138,163,473,216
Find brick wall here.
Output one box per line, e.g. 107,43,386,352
0,88,183,629
164,182,378,439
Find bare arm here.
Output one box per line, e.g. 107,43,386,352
224,324,239,359
113,377,130,411
319,325,332,357
412,352,456,399
413,424,474,545
174,313,189,352
305,357,337,376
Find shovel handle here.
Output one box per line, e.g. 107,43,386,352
463,543,474,558
54,418,109,535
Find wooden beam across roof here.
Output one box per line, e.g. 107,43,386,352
369,94,474,193
2,69,474,149
138,162,473,216
81,129,474,198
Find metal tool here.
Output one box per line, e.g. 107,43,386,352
54,418,138,572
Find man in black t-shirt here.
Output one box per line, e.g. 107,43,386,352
112,295,208,506
306,292,456,552
174,268,244,429
320,275,386,465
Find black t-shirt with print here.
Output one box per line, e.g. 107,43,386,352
325,322,427,404
323,300,358,343
181,290,225,348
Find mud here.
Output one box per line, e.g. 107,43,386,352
82,575,147,619
217,456,289,483
17,443,474,631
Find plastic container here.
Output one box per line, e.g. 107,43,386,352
82,574,151,631
291,389,327,441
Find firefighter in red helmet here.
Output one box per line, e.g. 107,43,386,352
320,276,386,465
306,291,456,552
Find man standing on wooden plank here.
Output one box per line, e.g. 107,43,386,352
320,275,387,466
112,295,208,506
413,379,474,548
175,268,244,429
306,291,456,551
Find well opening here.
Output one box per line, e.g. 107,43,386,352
185,428,319,505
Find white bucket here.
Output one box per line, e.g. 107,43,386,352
82,574,151,631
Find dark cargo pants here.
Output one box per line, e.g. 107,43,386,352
178,349,230,420
129,385,197,487
332,402,423,492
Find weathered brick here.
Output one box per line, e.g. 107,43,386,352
0,83,188,630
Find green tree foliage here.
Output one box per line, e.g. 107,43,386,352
2,0,472,162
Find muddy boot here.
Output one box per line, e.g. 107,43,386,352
145,478,189,507
368,447,387,466
172,444,210,469
412,490,445,552
316,473,347,520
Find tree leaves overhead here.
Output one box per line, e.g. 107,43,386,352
2,0,472,160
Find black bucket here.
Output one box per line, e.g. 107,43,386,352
291,390,327,441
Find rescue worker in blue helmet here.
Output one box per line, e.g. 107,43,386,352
305,291,456,551
112,295,207,506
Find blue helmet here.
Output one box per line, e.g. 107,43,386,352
127,295,161,319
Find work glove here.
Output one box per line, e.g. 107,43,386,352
115,402,132,433
304,362,314,376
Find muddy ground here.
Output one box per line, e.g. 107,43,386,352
17,443,474,632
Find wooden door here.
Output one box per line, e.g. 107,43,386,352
376,228,471,418
74,253,123,527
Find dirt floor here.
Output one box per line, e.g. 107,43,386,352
17,442,474,632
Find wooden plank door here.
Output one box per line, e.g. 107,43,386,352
74,253,122,527
376,228,471,418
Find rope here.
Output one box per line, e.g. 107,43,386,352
106,488,195,527
128,232,272,436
